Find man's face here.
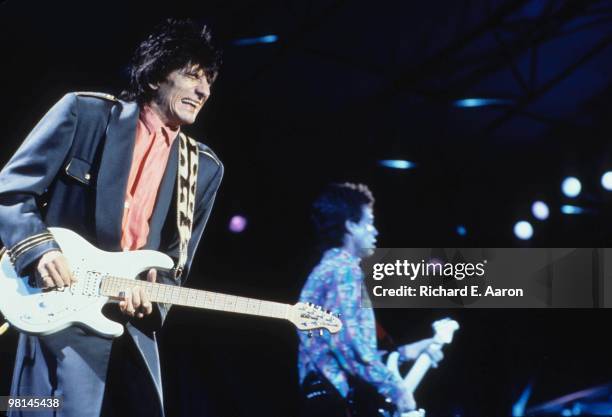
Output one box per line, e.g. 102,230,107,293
348,205,378,258
150,64,210,127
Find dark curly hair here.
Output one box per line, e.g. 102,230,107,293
120,19,222,104
312,183,375,250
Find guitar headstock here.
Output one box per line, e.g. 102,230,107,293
432,318,459,344
288,302,343,334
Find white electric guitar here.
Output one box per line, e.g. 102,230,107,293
384,318,460,417
0,228,342,338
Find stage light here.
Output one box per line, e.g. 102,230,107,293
453,98,512,108
229,215,248,233
232,35,278,46
456,225,467,236
512,382,533,417
601,171,612,190
561,205,584,215
378,160,415,169
514,221,533,240
561,177,581,198
531,201,549,220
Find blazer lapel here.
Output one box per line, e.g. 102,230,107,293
145,138,178,250
95,100,139,250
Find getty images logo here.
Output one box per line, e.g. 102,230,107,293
371,259,487,281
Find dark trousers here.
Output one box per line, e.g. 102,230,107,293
300,373,350,417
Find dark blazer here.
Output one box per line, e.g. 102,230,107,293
0,92,223,417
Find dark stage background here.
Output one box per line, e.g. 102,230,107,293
1,1,612,416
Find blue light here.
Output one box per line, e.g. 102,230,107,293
561,205,585,215
378,160,416,169
512,382,533,417
232,34,278,46
561,177,581,198
514,221,533,240
456,225,467,236
453,98,512,108
601,171,612,190
531,201,549,221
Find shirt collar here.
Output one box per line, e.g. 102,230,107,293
139,105,180,145
324,247,360,265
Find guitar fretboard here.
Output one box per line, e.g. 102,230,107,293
100,276,289,320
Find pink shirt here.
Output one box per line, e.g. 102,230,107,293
120,106,179,251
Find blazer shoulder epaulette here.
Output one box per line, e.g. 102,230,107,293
196,143,222,167
75,91,118,102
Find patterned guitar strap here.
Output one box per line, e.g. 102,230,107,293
174,132,199,280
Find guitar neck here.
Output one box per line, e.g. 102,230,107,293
402,353,433,393
100,276,289,321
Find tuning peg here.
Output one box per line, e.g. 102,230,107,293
336,312,342,318
0,322,9,336
307,331,313,338
319,329,324,336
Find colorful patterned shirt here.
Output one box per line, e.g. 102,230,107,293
297,248,403,402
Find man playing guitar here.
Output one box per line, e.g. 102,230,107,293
297,183,444,417
0,19,223,417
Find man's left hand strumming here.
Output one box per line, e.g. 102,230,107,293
118,268,157,318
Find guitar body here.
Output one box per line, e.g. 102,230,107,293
347,362,425,417
0,227,173,338
347,379,405,417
